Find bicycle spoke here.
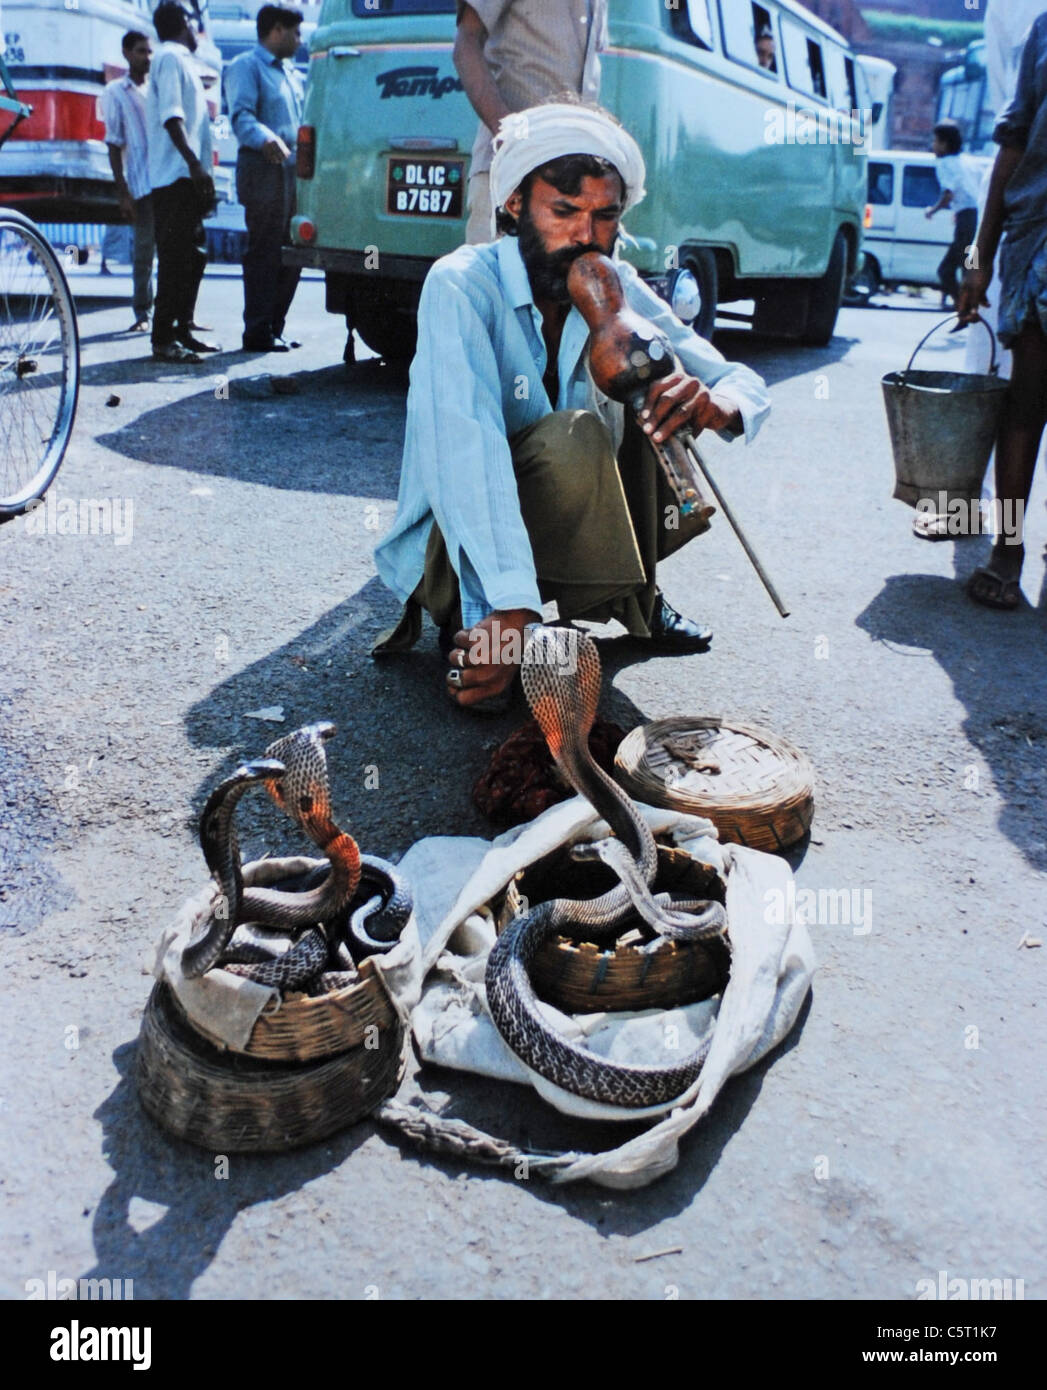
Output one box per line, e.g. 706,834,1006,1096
0,213,79,512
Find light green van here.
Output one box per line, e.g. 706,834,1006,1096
285,0,868,359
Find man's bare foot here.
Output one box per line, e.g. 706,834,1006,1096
446,608,538,708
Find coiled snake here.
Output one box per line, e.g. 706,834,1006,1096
484,628,728,1108
181,723,411,992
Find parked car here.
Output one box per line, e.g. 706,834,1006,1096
285,0,869,361
849,148,990,301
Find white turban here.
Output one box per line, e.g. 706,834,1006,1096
488,102,647,234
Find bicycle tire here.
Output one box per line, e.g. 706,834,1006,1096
0,208,80,517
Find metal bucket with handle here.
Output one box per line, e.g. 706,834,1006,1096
882,316,1009,511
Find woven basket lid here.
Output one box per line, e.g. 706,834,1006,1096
615,717,815,853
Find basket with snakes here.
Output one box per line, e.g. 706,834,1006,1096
479,629,731,1111
495,841,730,1015
614,717,815,854
136,723,415,1152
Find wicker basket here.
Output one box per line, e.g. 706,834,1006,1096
496,843,730,1014
176,857,405,1064
136,983,405,1153
614,718,814,853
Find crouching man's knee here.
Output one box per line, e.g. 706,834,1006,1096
512,410,619,518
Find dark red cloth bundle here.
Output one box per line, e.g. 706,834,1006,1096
472,718,627,829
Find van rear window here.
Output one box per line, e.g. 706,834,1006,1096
350,0,455,15
868,163,893,205
902,165,941,207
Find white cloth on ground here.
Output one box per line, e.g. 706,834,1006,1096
392,797,816,1188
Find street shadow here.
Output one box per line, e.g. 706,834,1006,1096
182,576,522,858
855,566,1047,872
180,580,704,863
95,361,407,499
82,1039,367,1299
713,328,858,388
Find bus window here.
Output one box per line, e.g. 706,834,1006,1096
868,162,893,205
753,5,776,73
670,0,714,49
843,56,857,110
807,40,827,99
781,19,826,101
825,47,858,113
902,165,940,208
717,0,759,69
685,0,714,50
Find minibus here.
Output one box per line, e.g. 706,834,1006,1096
286,0,868,359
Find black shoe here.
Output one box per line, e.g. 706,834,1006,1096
272,335,301,350
242,334,289,353
178,333,221,353
152,341,203,364
646,592,713,651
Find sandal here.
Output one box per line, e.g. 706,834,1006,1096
912,511,952,541
966,566,1021,611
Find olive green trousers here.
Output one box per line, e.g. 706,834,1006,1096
373,409,709,653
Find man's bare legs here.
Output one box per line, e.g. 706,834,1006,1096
969,321,1047,607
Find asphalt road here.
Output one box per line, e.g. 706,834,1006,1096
1,264,1044,1302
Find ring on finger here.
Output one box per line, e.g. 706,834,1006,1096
448,667,462,686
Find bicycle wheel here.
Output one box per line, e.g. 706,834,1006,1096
0,208,79,516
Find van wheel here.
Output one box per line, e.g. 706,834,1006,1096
352,305,417,365
752,280,811,339
684,249,718,340
802,230,848,346
843,255,880,306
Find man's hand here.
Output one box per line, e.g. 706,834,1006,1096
640,371,740,443
262,135,291,165
116,186,135,222
446,608,540,707
957,266,991,324
187,157,216,211
453,3,511,135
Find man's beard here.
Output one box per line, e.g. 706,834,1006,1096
517,203,604,303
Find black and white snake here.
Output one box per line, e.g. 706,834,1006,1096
484,628,728,1108
181,723,411,993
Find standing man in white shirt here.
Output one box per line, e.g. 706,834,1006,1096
453,0,607,244
102,30,155,333
146,2,218,363
926,118,980,308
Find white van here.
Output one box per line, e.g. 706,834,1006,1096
852,148,990,298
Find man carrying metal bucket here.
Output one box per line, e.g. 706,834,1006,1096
959,14,1047,609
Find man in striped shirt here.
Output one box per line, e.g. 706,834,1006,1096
102,30,155,332
454,1,607,244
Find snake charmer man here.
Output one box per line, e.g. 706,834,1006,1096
373,102,771,709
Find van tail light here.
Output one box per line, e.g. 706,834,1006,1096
292,216,317,245
297,125,315,179
863,203,873,230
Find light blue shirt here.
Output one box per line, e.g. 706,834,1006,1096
225,43,304,155
374,235,771,628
